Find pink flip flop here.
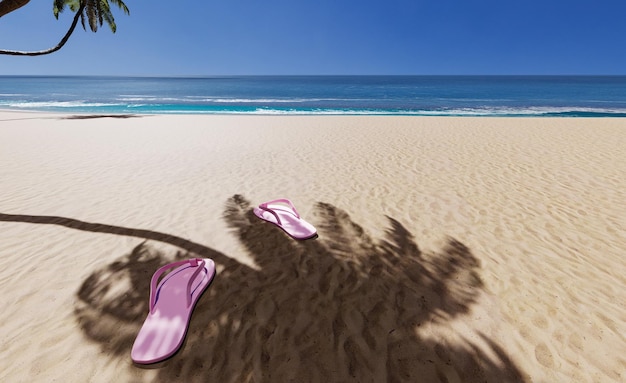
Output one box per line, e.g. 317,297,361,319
131,258,216,364
253,198,317,239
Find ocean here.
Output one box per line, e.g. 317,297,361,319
1,75,626,117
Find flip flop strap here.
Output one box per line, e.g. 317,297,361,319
149,258,206,313
258,204,282,225
259,198,301,223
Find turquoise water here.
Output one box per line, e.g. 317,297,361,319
1,75,626,116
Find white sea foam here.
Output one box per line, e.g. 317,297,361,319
240,106,626,116
117,96,183,102
431,106,626,116
110,106,626,116
117,96,347,103
2,100,626,117
199,98,321,103
3,101,122,109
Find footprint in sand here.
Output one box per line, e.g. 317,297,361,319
535,342,555,368
532,314,549,330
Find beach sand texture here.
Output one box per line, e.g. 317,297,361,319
1,113,625,382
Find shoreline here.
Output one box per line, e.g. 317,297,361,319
3,108,626,117
1,113,625,382
4,108,626,118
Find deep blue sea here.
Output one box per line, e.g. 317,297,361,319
1,75,626,116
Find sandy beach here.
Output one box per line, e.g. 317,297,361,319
0,112,624,382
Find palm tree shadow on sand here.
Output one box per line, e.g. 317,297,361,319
72,194,525,382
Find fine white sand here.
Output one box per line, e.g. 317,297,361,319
0,112,625,382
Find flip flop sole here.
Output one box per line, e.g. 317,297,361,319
131,258,216,364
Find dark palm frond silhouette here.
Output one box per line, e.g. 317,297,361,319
1,194,525,382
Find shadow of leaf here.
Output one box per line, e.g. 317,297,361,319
74,241,187,356
5,194,525,382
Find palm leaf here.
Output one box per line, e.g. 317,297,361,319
52,0,129,33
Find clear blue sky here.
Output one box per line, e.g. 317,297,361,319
1,0,625,76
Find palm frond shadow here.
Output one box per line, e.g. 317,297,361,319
17,194,524,382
